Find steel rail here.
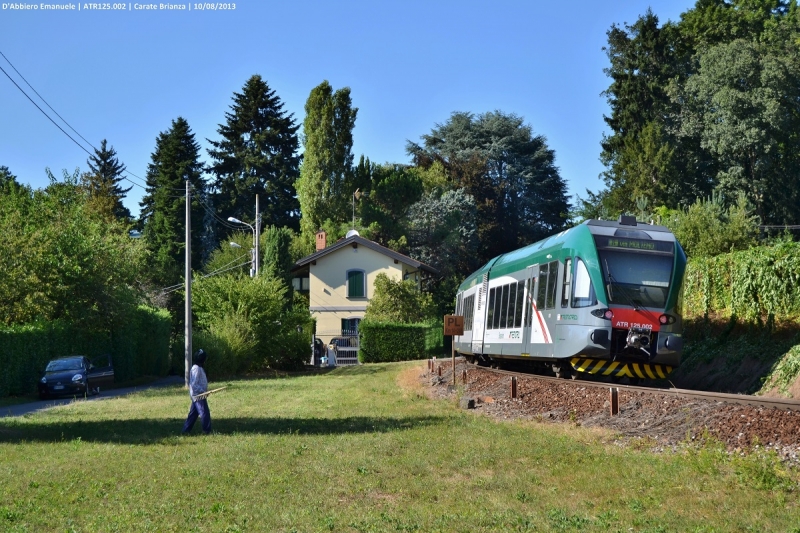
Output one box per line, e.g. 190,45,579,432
458,361,800,412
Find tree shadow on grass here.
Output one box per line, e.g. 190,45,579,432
0,414,447,445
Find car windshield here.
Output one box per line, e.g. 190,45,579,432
598,250,673,308
46,358,83,372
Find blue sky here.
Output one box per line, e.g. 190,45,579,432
1,0,695,218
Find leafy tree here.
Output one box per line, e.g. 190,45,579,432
83,139,132,220
665,192,760,257
0,171,145,326
296,81,358,245
192,272,312,370
360,163,424,247
408,110,569,263
675,38,800,224
599,11,711,213
679,0,792,49
139,117,206,286
405,188,479,317
207,75,301,236
364,273,436,323
406,188,478,279
596,1,800,218
261,225,295,289
203,232,256,280
0,166,26,201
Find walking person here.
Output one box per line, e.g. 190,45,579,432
182,349,212,435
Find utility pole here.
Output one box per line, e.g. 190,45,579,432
255,194,260,277
184,180,192,388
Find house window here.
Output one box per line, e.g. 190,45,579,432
341,318,361,336
292,276,310,291
347,270,366,298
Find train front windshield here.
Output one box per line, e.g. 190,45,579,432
595,236,674,309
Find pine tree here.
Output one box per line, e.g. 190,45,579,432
139,117,206,286
295,80,358,244
207,75,301,236
83,139,132,220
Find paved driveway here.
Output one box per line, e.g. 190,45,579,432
0,376,185,418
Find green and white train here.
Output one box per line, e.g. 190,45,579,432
454,216,687,381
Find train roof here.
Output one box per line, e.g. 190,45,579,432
457,217,678,291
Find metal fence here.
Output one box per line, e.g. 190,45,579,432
313,330,360,366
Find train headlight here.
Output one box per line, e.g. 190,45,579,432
591,308,613,320
659,314,676,325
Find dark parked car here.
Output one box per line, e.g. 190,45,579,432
38,355,114,400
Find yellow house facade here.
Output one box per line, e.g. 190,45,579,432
292,231,438,363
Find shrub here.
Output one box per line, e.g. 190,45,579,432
359,321,443,363
683,241,800,322
0,305,171,397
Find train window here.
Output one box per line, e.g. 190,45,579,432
464,294,475,331
561,258,572,308
505,283,517,328
515,280,524,328
545,261,558,309
598,250,673,308
487,287,496,329
495,284,506,329
572,258,597,308
525,277,534,327
536,263,549,310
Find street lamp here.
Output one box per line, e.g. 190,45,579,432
228,217,258,277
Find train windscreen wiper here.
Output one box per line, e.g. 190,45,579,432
605,259,641,311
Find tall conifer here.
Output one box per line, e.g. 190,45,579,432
139,117,206,286
207,75,301,236
83,139,132,220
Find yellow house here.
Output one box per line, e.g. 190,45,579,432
292,230,438,364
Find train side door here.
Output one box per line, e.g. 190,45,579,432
470,273,490,355
524,264,554,357
521,265,538,354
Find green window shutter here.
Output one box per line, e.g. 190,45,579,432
348,270,365,298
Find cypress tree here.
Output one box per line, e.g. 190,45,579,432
295,80,358,244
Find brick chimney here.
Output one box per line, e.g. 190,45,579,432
315,230,327,251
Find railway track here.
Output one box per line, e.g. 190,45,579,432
426,358,800,459
452,360,800,412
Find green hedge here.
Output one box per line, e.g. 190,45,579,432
358,321,444,363
0,306,171,397
683,241,800,322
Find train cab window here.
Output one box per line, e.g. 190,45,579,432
545,261,558,309
515,280,524,328
487,288,496,329
561,258,572,308
572,258,597,308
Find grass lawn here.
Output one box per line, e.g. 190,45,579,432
0,362,798,532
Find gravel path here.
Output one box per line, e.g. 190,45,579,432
424,359,800,464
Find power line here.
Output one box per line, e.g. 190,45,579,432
0,50,96,151
0,50,181,196
0,62,93,157
161,258,253,294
